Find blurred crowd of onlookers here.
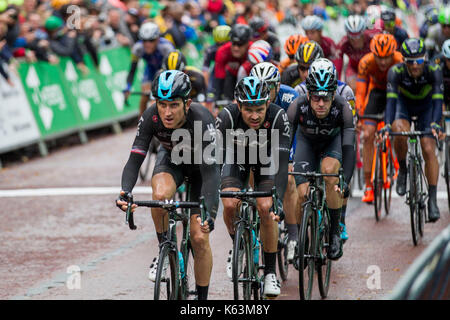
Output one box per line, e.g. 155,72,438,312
0,0,445,86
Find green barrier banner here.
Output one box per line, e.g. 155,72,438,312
17,61,82,138
98,47,144,116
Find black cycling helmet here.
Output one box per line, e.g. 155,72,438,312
295,40,324,65
162,50,187,71
400,38,426,58
152,70,191,101
230,24,253,44
305,58,338,93
235,76,270,106
249,16,268,36
380,7,396,22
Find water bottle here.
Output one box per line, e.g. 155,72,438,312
178,251,185,279
252,230,260,266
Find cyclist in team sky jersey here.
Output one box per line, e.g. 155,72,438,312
380,38,444,223
433,39,450,108
300,15,338,64
116,70,220,300
356,33,403,204
124,22,175,116
216,76,291,298
250,62,300,262
287,58,356,261
281,40,324,89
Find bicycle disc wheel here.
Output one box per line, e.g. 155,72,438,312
233,223,252,300
277,221,289,282
154,246,179,300
384,150,394,215
373,148,383,221
180,239,196,300
408,160,421,246
298,203,315,300
317,209,331,299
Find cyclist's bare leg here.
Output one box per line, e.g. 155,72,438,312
257,196,279,253
321,157,343,209
151,172,177,233
221,187,241,236
139,82,151,116
362,122,377,185
189,214,213,286
392,119,411,162
420,137,439,185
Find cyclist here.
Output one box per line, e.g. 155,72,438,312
116,70,220,300
216,76,291,298
281,40,324,89
287,58,356,261
250,62,300,262
300,15,338,64
356,33,403,203
203,25,231,87
433,39,450,109
335,15,374,92
249,16,281,62
279,34,309,73
237,40,273,82
425,6,450,60
419,6,439,39
160,50,207,104
380,7,409,50
212,23,253,101
124,22,175,116
381,38,443,222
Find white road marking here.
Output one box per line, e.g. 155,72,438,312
0,187,152,197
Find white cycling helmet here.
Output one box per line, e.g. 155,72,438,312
247,40,272,65
442,39,450,59
344,15,366,34
301,15,324,31
139,22,160,41
250,62,280,85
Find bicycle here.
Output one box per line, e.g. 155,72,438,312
123,184,209,300
220,187,283,300
443,111,450,211
390,116,442,246
362,114,399,221
289,168,345,300
277,219,289,282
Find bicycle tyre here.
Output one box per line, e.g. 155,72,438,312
373,147,383,222
416,161,427,238
298,202,315,300
317,208,331,299
277,221,289,282
233,222,252,300
154,246,179,300
180,239,196,300
408,159,421,246
384,149,394,215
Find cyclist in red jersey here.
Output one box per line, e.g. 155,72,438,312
335,15,378,92
301,15,338,64
212,24,253,100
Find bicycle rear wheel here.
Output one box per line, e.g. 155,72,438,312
180,239,196,300
154,246,179,300
233,223,252,300
298,203,315,300
373,147,383,221
317,208,331,299
277,221,289,282
408,159,421,246
384,149,394,215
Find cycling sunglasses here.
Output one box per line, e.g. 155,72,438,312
232,41,247,47
384,20,396,28
298,64,310,72
348,32,363,39
405,58,425,65
310,92,333,102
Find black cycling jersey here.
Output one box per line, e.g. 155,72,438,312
203,44,219,71
121,103,220,218
287,95,356,184
215,103,291,200
385,61,444,126
433,54,450,107
281,64,302,89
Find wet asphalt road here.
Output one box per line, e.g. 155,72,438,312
1,126,449,300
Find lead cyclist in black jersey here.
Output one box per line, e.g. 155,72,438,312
116,70,220,300
287,58,356,260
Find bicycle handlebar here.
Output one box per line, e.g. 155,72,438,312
358,114,384,122
389,131,442,151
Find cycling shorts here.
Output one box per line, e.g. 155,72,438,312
152,147,202,215
220,163,275,193
394,97,434,133
292,131,342,186
363,88,386,125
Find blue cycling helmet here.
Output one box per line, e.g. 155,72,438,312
401,38,426,58
152,70,191,101
235,76,270,106
306,58,338,93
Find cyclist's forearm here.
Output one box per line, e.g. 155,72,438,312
342,144,356,185
385,97,397,125
200,164,220,219
121,152,145,192
126,61,138,89
432,98,443,124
